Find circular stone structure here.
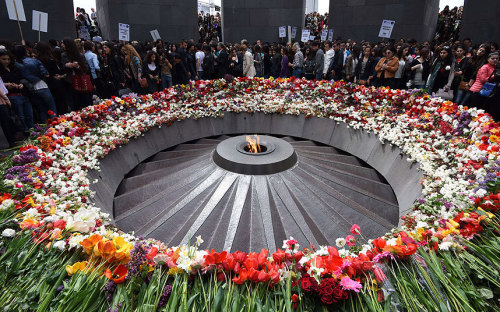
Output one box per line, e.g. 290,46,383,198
111,131,402,252
213,135,297,175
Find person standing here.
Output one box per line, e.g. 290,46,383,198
329,42,344,81
323,41,334,79
195,44,204,80
280,47,290,78
354,46,376,86
426,46,455,94
375,47,399,87
253,45,264,78
202,45,215,80
469,52,499,109
143,51,161,93
159,50,173,89
270,46,282,78
215,43,229,78
121,44,143,94
11,45,57,122
312,41,324,80
290,43,304,78
242,44,256,78
409,47,431,89
0,48,33,132
0,76,15,147
102,42,125,95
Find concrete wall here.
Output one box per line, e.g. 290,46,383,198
0,0,75,43
460,0,500,45
97,0,198,42
89,113,422,227
222,0,306,43
328,0,439,42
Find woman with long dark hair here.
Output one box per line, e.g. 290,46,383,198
409,46,431,89
35,42,69,114
469,52,499,109
354,46,376,86
61,38,91,110
0,48,33,132
143,51,161,93
102,42,125,95
458,43,489,105
426,46,455,95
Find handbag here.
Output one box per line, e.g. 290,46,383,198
434,88,454,100
139,77,149,89
358,79,367,85
459,81,469,91
479,71,498,98
72,74,93,93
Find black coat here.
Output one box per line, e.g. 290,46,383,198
354,56,376,80
172,61,189,85
328,50,344,80
271,54,282,78
202,53,215,80
215,49,229,78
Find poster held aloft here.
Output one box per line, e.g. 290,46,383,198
279,26,286,38
291,27,297,39
5,0,26,43
327,29,334,41
5,0,26,21
378,20,395,39
301,29,310,43
119,23,130,41
150,29,161,41
321,29,327,41
32,10,48,42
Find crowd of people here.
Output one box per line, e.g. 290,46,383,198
0,34,499,148
75,7,101,41
304,12,329,37
198,12,223,43
434,5,463,43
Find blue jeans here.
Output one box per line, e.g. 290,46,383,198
292,68,303,78
9,95,33,130
455,89,471,105
33,88,57,123
161,74,172,90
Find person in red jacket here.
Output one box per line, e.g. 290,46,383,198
469,52,499,108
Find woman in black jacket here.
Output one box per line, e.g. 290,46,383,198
102,42,125,96
143,51,161,93
409,47,431,89
60,38,91,110
270,46,282,78
354,46,376,86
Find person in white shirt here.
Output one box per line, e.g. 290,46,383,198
323,41,334,77
195,44,205,80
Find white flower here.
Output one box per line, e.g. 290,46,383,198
445,66,451,71
0,199,14,211
53,240,67,251
438,242,453,251
336,238,346,248
195,235,204,246
1,228,15,237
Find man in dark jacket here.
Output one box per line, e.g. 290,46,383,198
172,53,189,85
215,43,228,78
202,45,215,80
312,41,324,80
328,42,344,81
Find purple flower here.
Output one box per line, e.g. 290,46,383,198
158,285,173,308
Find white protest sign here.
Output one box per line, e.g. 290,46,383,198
32,10,48,32
150,29,161,40
327,29,334,41
378,20,395,39
279,26,286,38
309,35,315,41
321,29,328,41
119,23,130,41
291,27,297,39
80,26,90,40
5,0,26,21
301,29,310,43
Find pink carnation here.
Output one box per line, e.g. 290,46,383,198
350,224,361,235
340,276,362,293
345,235,356,246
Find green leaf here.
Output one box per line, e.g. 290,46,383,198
479,288,494,300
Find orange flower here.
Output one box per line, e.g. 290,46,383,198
80,234,103,255
95,239,117,260
105,264,128,284
20,219,40,230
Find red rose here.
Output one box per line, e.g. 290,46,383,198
300,276,318,292
333,287,345,300
321,294,334,305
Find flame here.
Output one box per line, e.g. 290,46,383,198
246,134,261,153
